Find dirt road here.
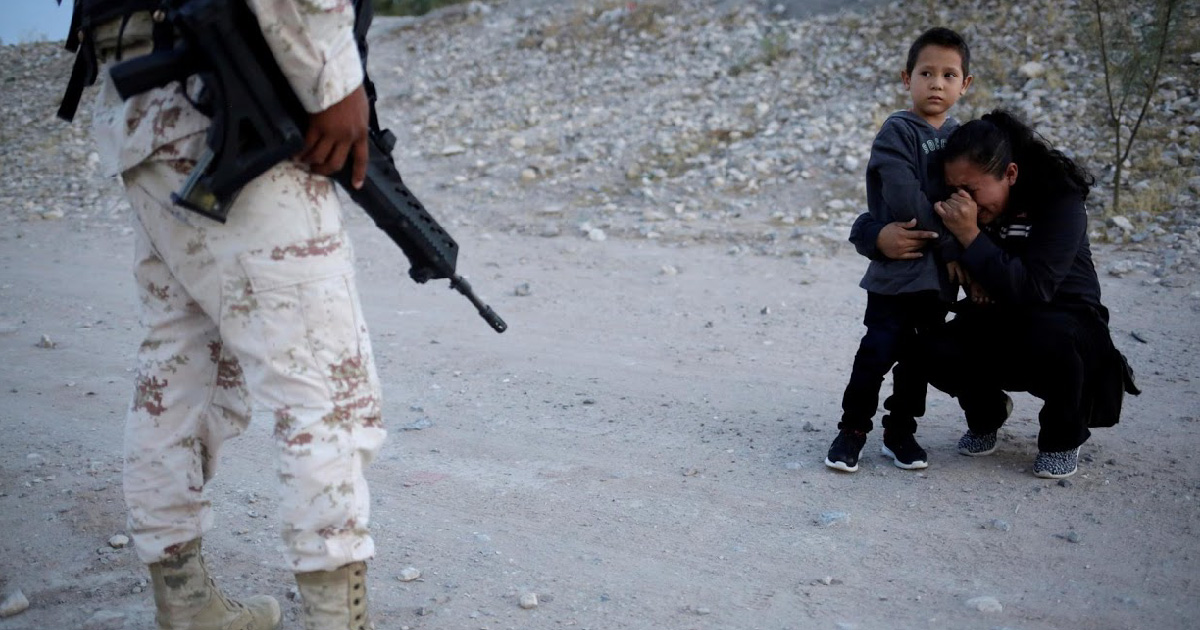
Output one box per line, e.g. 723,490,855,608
2,205,1198,629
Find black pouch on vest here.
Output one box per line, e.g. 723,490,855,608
58,0,170,121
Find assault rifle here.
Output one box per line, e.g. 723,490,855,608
108,0,506,333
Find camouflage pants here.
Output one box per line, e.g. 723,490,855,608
120,143,386,572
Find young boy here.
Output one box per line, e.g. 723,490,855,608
825,27,973,472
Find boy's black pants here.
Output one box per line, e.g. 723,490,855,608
839,291,948,435
922,304,1113,452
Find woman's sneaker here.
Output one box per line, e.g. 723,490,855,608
824,430,868,472
880,431,928,470
957,430,998,456
1033,448,1080,479
957,393,1012,456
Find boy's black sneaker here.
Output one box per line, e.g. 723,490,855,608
825,430,868,472
881,431,929,470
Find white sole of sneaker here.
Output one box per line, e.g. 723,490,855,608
958,444,997,457
1033,466,1078,479
880,444,928,470
824,456,860,473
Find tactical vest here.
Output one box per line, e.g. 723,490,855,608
59,0,374,123
59,0,173,121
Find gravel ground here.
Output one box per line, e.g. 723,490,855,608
1,1,1198,629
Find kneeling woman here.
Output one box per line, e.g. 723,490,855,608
929,110,1138,479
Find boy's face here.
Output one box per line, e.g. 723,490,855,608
902,45,972,124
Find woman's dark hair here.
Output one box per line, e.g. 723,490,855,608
943,109,1094,204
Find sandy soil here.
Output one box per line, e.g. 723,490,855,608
2,1,1200,628
1,189,1198,630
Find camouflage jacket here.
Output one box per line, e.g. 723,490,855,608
89,0,363,177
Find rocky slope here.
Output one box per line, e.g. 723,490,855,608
1,0,1198,271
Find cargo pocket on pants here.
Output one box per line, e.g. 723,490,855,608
230,233,363,410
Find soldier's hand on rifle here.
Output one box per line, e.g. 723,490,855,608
300,84,370,188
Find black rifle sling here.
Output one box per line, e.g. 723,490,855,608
59,0,167,121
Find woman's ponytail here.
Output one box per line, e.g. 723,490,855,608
946,109,1094,203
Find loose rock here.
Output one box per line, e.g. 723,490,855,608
81,610,126,630
0,589,29,617
966,595,1003,613
817,511,850,527
1019,61,1046,79
398,567,421,582
984,519,1012,532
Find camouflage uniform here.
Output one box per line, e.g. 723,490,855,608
90,0,386,574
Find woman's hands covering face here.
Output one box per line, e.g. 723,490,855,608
934,190,982,247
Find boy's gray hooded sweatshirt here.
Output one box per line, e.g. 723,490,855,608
852,110,960,301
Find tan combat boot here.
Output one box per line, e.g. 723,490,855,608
294,562,372,630
148,539,282,630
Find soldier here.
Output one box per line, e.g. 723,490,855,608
60,1,385,628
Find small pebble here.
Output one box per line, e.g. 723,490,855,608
519,592,539,609
401,418,433,431
81,609,125,629
965,595,1003,613
108,534,129,548
817,511,850,527
0,589,29,617
398,567,421,582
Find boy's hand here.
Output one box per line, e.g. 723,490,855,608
299,85,370,189
946,260,970,287
877,219,938,260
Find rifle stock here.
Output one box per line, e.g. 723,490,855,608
108,0,506,333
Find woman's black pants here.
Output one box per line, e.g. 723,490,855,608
922,304,1112,452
